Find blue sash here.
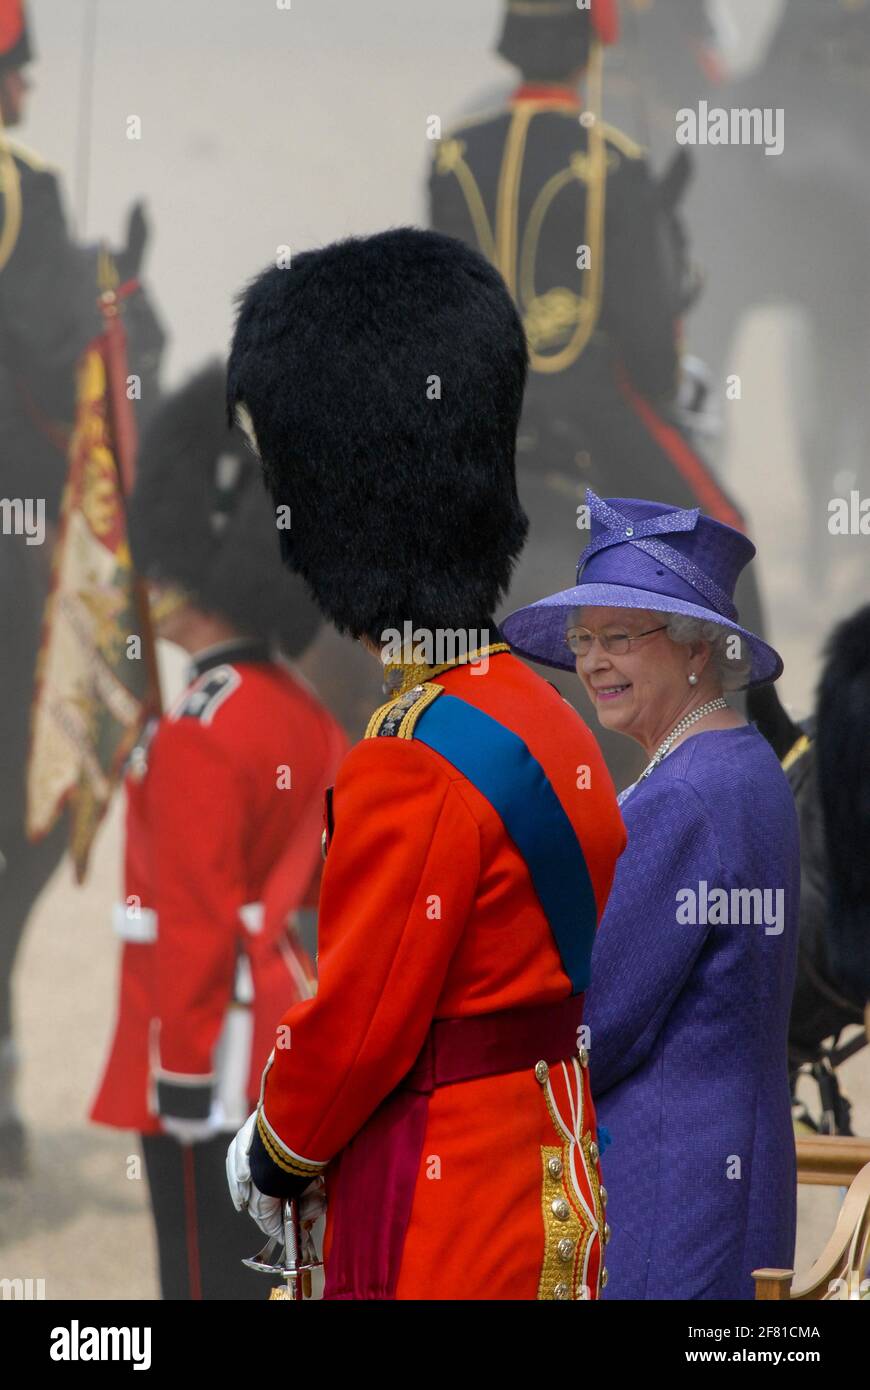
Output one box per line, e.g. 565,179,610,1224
414,694,597,993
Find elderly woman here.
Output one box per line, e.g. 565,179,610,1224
503,490,800,1301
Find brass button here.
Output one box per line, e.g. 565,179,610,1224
547,1155,563,1180
601,1267,609,1289
589,1141,599,1165
557,1237,575,1263
604,1222,611,1245
534,1060,549,1084
551,1198,570,1222
600,1185,608,1207
553,1282,570,1300
578,1045,589,1068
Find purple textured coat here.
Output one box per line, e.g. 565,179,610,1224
585,726,799,1300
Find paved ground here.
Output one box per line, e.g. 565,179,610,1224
0,805,158,1300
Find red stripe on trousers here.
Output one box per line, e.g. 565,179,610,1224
182,1145,203,1301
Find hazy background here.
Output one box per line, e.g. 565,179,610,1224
2,0,867,1299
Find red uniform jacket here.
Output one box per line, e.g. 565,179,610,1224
249,646,626,1300
90,645,347,1133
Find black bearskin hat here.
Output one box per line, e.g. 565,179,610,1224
816,603,870,1001
128,361,321,658
0,1,32,74
496,0,618,82
227,228,529,642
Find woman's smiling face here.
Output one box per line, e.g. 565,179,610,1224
570,606,711,752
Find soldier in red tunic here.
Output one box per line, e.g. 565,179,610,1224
89,364,347,1299
225,228,626,1300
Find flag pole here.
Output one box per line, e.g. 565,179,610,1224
96,245,163,717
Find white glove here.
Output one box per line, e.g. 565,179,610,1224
225,1109,284,1242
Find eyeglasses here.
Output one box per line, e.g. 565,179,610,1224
565,624,668,657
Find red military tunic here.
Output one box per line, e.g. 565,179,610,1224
90,643,347,1133
249,645,626,1300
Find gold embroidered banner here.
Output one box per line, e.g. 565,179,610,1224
26,318,158,881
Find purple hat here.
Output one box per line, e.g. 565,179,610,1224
502,490,783,687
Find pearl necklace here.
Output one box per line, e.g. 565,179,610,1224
638,697,728,782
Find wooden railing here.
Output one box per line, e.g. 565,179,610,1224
795,1136,870,1187
753,1138,870,1300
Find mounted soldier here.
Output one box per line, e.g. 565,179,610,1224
427,0,757,783
0,0,164,1175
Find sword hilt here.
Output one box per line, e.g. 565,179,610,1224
242,1199,322,1300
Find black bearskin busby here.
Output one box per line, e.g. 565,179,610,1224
816,604,870,1002
128,361,321,658
227,228,529,642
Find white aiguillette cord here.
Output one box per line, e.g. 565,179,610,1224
637,697,728,783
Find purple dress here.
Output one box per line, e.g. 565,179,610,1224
584,726,799,1300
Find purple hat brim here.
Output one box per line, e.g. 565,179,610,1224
502,581,783,687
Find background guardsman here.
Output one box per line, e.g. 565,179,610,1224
89,363,347,1300
427,0,763,786
225,227,626,1301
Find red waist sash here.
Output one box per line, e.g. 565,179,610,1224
323,994,583,1301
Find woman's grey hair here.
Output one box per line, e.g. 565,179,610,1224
656,611,751,692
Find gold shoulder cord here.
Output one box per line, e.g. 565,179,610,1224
434,133,497,262
0,115,23,273
495,99,536,295
598,119,643,161
520,38,607,375
434,42,609,375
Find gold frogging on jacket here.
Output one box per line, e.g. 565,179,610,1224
432,38,626,374
535,1056,608,1300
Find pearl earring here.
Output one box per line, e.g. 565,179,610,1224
688,672,699,686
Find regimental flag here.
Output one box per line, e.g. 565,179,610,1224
26,263,160,881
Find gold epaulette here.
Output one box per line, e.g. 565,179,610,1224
364,681,444,741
